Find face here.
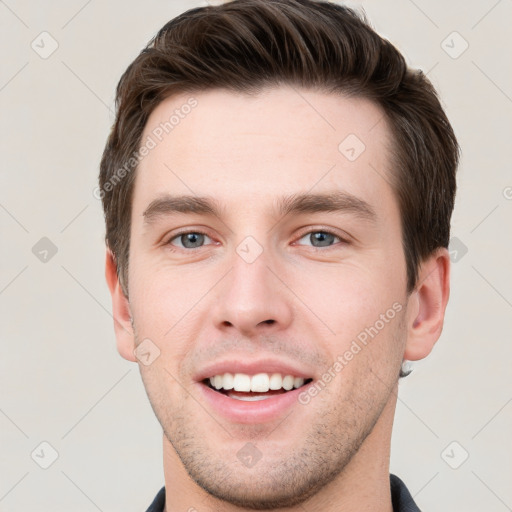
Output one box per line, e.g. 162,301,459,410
127,87,410,508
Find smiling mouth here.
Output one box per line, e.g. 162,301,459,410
202,372,313,401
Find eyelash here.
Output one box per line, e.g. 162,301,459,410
165,230,215,251
294,228,349,248
165,228,348,251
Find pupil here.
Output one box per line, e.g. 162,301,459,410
182,233,204,248
312,232,333,247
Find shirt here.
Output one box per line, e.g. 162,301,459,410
145,474,420,511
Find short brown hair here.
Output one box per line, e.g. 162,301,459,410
99,0,459,297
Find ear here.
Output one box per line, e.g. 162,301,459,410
403,247,450,361
105,249,136,362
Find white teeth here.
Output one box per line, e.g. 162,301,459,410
251,373,270,392
294,377,305,389
228,393,273,401
207,372,309,392
214,375,223,390
282,375,294,391
269,373,282,390
233,373,251,392
222,372,234,390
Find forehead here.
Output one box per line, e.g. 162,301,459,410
134,86,395,218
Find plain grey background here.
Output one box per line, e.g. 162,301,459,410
1,1,511,510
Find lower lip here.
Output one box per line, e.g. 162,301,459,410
197,382,310,424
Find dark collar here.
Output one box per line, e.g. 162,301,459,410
390,474,421,511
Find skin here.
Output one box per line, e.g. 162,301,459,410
105,87,450,511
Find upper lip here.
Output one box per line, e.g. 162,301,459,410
194,358,315,382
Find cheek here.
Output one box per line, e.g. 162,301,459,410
128,262,213,364
305,265,407,379
327,305,407,404
302,263,403,332
128,255,192,329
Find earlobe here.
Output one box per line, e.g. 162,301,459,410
105,249,137,362
403,248,450,361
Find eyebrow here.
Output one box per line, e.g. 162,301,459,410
142,191,377,225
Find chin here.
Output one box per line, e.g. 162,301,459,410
166,426,358,511
189,467,330,510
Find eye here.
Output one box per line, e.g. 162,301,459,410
168,231,213,249
295,230,344,248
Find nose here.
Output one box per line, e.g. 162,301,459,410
211,246,294,338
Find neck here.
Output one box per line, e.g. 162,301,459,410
162,387,397,512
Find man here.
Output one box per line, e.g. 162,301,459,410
99,0,459,510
